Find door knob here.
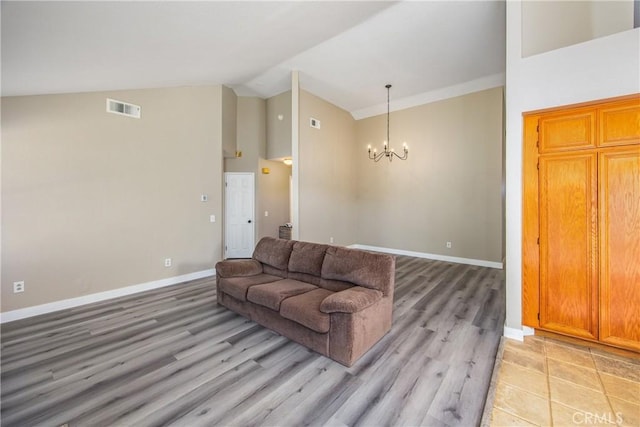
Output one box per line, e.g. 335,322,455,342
248,220,252,223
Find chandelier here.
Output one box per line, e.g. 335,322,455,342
367,84,408,162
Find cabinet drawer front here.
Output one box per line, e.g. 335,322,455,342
598,99,640,148
539,110,596,153
539,153,598,339
599,148,640,351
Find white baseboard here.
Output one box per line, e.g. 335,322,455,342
349,244,503,269
0,269,215,324
503,325,535,341
503,326,524,341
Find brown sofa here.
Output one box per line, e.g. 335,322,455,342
215,237,395,366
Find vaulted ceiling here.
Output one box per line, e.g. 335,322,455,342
1,1,505,118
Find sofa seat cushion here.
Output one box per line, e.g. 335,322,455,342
280,288,334,333
247,279,317,311
219,274,283,302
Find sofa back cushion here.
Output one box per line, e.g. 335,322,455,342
263,264,288,279
321,246,395,296
253,237,295,273
288,241,328,276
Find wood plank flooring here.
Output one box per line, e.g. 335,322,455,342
1,256,505,426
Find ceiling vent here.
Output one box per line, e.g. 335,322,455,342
106,98,141,118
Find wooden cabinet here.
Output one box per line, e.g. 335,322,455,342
539,153,598,340
523,95,640,352
598,148,640,349
538,108,596,153
599,102,640,147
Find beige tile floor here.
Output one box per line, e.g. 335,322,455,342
488,336,640,427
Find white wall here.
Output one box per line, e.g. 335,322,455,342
504,1,640,332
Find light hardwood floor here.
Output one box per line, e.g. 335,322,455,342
1,256,505,426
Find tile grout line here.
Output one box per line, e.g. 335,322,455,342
589,348,621,426
543,337,555,427
494,360,549,401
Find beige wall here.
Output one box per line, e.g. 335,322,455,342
258,159,291,239
522,0,635,57
2,85,504,313
1,86,223,312
298,90,357,246
226,96,290,241
355,87,504,263
226,97,263,173
221,85,237,158
266,91,292,160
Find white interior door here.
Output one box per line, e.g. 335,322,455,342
224,172,255,258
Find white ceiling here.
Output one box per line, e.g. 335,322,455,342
1,1,505,118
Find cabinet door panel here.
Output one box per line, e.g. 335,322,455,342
539,153,598,339
599,148,640,351
539,110,596,153
598,100,640,148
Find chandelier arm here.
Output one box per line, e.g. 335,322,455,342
369,150,385,161
392,150,408,161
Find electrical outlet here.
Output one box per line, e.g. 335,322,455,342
330,237,334,244
13,281,25,293
264,211,269,217
164,258,172,267
210,215,216,223
446,241,452,249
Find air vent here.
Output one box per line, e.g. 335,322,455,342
106,98,141,118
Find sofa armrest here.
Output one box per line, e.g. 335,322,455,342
215,259,263,278
320,286,383,314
